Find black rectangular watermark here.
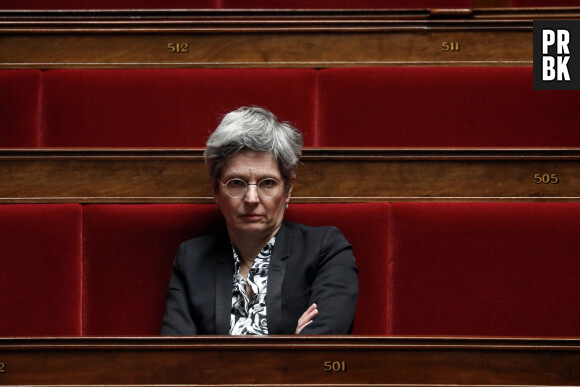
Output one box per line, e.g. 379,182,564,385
534,20,580,90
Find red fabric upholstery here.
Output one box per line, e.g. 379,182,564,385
5,201,580,337
219,0,471,9
82,204,224,335
0,202,387,336
389,202,580,336
41,69,316,147
0,204,82,336
0,0,473,9
510,0,580,6
8,67,578,148
82,203,388,335
285,203,390,335
0,70,41,147
317,67,580,147
0,0,216,9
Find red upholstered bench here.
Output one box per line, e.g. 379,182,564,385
284,203,390,335
219,0,472,9
41,69,317,148
82,204,224,335
3,67,579,148
0,0,472,10
0,204,82,336
0,70,41,147
0,0,216,10
317,67,580,147
82,202,389,335
3,202,580,337
0,202,387,336
388,202,580,336
510,0,580,6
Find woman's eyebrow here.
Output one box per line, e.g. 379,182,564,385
222,172,280,181
221,172,248,180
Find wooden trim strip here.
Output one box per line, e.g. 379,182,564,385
1,336,580,385
1,148,580,203
0,8,571,69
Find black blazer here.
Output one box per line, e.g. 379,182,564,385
161,222,358,335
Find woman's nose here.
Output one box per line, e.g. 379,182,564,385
244,184,260,203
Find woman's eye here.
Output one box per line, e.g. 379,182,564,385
260,179,277,187
229,179,245,187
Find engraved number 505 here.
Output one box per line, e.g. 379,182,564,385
534,173,559,184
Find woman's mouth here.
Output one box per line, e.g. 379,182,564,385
240,214,263,221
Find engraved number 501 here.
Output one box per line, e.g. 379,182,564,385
324,361,346,372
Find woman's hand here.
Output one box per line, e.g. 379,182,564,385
295,303,318,334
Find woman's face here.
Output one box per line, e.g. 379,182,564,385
215,149,293,241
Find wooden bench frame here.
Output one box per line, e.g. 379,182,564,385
2,336,580,385
2,148,579,203
1,7,579,69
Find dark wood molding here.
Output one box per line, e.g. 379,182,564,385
1,8,577,68
2,148,580,203
1,336,580,385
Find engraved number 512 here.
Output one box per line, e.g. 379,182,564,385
167,43,189,53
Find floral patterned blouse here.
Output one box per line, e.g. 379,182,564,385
229,236,275,335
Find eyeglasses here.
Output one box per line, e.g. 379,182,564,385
219,177,283,199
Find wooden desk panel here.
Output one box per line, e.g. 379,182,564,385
1,148,580,203
1,336,580,386
0,29,532,68
2,8,579,69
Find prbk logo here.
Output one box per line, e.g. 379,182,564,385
534,20,580,90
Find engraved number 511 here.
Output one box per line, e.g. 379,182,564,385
442,42,460,51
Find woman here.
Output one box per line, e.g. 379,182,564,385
161,106,358,335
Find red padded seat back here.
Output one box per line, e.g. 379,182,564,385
389,202,580,336
317,67,580,147
220,0,471,9
82,204,224,335
285,203,390,335
82,203,389,335
0,0,472,9
510,0,580,6
0,0,216,9
42,69,316,147
0,204,82,336
0,70,41,147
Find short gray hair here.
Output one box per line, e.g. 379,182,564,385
204,106,303,192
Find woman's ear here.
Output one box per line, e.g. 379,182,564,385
285,178,295,204
211,177,220,206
